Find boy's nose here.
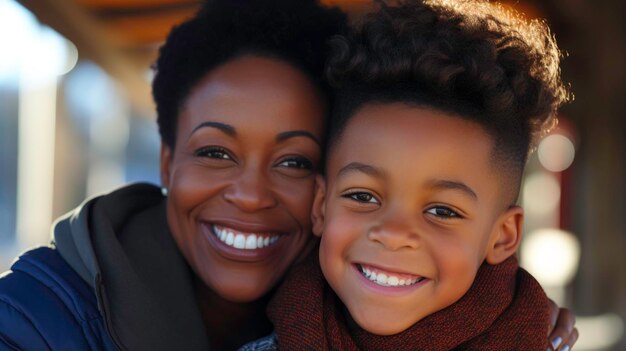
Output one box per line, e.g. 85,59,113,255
367,216,420,251
223,169,278,212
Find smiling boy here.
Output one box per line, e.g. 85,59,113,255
317,104,521,337
254,0,571,350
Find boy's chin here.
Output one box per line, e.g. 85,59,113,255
348,304,424,336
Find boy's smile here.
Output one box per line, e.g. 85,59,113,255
313,103,523,335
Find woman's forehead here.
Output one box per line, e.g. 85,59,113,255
177,56,326,140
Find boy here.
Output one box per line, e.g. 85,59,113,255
245,0,570,350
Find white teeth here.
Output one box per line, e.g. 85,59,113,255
212,225,281,250
234,234,246,249
245,235,257,249
359,264,423,288
226,232,234,245
387,276,399,286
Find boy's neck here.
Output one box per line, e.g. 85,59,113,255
343,304,368,348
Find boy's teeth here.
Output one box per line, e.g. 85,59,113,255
387,276,399,286
358,264,424,287
212,225,281,250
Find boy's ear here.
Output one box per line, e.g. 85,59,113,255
160,143,172,188
485,206,524,265
311,175,327,237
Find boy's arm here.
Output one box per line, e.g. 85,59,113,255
548,299,579,350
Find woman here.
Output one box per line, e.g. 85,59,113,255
0,1,576,350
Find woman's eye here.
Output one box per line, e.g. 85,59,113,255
195,147,232,160
277,157,313,170
343,192,380,204
426,206,461,219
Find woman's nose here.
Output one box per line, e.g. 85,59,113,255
223,169,278,212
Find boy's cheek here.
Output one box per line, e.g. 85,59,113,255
318,210,366,271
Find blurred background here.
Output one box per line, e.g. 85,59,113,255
0,0,623,349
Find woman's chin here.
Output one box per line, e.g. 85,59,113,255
203,275,278,303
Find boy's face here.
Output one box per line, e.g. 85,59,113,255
314,103,522,335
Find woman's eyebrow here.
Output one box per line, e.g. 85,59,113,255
276,130,321,148
189,121,236,138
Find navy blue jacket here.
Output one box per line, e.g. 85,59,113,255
0,184,211,350
0,247,116,350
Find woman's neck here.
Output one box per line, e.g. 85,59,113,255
193,276,273,351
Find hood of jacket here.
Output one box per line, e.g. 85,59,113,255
52,183,210,351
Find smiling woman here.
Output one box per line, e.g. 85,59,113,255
161,55,326,303
0,1,346,350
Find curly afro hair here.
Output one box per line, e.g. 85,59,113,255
326,0,570,199
152,0,347,149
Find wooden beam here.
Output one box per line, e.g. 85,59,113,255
16,0,155,115
101,8,198,46
77,0,199,9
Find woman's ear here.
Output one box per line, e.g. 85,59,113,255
311,175,327,237
485,206,524,265
160,143,172,188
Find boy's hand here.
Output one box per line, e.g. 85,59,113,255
548,299,579,350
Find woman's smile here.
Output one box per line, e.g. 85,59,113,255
200,222,291,262
211,224,282,250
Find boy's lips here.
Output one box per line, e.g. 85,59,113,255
201,222,287,262
354,263,428,288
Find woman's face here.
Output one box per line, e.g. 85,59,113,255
161,55,326,302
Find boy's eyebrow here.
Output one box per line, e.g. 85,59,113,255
276,131,321,148
337,162,386,179
189,121,236,138
427,179,478,201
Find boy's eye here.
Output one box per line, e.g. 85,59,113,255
425,206,462,219
194,146,233,160
277,157,314,170
343,191,380,204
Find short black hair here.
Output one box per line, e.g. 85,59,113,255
326,0,570,201
152,0,347,149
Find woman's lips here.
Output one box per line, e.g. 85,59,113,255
212,224,282,250
201,222,287,262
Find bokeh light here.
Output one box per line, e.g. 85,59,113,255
522,172,561,215
521,228,581,287
538,134,576,172
0,1,78,85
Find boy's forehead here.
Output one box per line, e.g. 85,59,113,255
333,102,494,158
326,102,505,201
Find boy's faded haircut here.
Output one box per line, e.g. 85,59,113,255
325,0,570,204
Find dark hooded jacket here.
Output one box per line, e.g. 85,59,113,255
0,183,211,350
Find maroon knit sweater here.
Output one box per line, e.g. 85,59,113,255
268,254,549,350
